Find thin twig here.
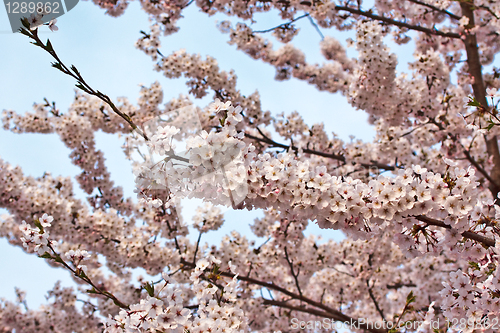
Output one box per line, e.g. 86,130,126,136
181,0,194,9
192,231,203,264
367,279,386,321
460,2,500,201
335,5,461,39
414,215,495,247
163,206,183,254
477,5,500,20
284,246,303,298
386,282,417,289
19,22,148,140
462,147,500,190
406,0,461,20
179,258,387,333
307,15,324,40
245,131,397,171
46,244,129,310
253,13,309,33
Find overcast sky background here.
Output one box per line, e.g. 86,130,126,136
0,0,436,311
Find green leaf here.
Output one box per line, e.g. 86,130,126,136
40,252,53,259
18,28,32,37
86,288,98,294
30,40,44,48
113,299,123,308
77,268,87,279
469,261,480,270
406,290,416,304
20,18,31,30
51,62,64,72
467,97,482,108
143,281,155,297
75,83,91,94
33,219,43,231
54,256,64,264
70,65,80,76
45,39,53,52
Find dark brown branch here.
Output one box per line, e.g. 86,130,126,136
180,258,386,333
460,2,487,107
386,282,417,289
253,13,309,33
334,5,461,39
428,116,500,199
477,5,500,20
192,231,203,264
244,132,396,171
415,215,495,247
406,0,461,20
462,148,500,189
47,244,130,310
21,26,149,141
460,1,500,200
284,246,303,298
307,14,324,40
367,280,386,321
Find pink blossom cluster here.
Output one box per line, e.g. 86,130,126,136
192,203,224,233
19,213,53,255
104,257,247,333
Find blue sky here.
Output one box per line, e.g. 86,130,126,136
0,0,380,309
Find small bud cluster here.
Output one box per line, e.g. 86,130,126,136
19,213,53,255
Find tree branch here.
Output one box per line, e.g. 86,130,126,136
47,244,130,310
192,231,203,264
460,1,500,200
307,14,324,40
179,258,387,333
244,132,397,171
284,246,303,298
367,279,386,322
334,5,461,39
415,215,495,247
428,116,500,199
386,282,417,289
19,24,149,141
262,299,387,333
253,13,309,33
462,148,500,189
405,0,461,20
